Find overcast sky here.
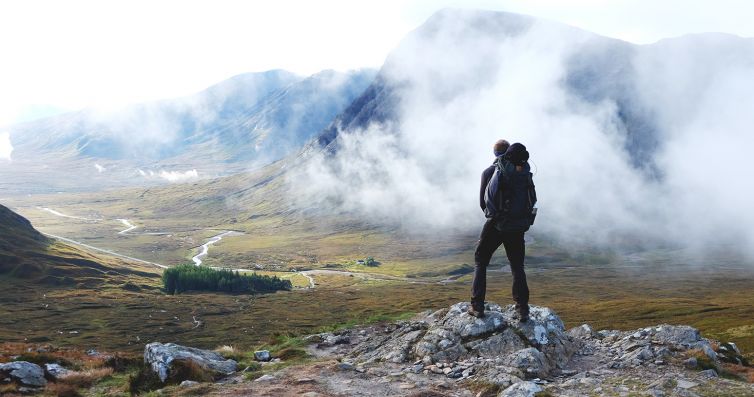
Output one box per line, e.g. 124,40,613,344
1,0,753,126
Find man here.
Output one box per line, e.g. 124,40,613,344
470,140,534,322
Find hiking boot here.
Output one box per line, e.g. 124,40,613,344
467,306,485,318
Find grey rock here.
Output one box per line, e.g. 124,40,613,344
337,362,355,371
699,369,718,378
683,357,698,369
676,379,698,389
44,363,71,380
322,333,350,346
649,325,701,347
254,374,276,382
505,347,549,378
499,381,543,397
568,324,595,339
179,380,199,387
144,342,238,383
0,361,47,387
350,323,427,364
466,328,527,358
253,350,271,362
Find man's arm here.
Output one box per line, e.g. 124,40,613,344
480,166,494,211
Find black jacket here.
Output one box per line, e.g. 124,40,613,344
479,159,497,211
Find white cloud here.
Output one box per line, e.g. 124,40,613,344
296,11,754,255
0,132,12,161
157,169,199,183
94,163,106,173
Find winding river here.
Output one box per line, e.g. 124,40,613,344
191,231,243,266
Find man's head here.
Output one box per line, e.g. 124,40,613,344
493,139,509,157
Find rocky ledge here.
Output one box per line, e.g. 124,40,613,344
279,302,752,396
121,302,754,396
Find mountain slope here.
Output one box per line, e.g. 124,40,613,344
0,204,158,284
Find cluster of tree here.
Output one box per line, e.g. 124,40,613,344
162,264,292,295
364,256,378,266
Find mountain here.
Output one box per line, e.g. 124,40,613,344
2,68,375,193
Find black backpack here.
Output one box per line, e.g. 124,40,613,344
484,149,537,232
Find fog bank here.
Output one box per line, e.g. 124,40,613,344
298,11,754,255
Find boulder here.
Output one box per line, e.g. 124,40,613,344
499,381,543,397
144,342,238,383
254,350,271,362
44,363,71,380
0,361,47,387
568,324,595,339
504,347,549,378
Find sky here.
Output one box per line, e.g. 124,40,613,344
1,0,753,127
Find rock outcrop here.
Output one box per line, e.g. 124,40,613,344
144,342,238,383
346,302,576,382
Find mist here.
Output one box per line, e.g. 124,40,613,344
298,10,754,255
0,132,11,161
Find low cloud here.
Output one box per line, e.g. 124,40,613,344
136,168,199,183
94,163,106,173
0,132,12,161
296,11,754,256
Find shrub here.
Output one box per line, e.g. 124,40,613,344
162,264,292,295
45,383,80,397
58,367,114,389
128,366,163,395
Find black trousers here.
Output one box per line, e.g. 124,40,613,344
471,219,529,314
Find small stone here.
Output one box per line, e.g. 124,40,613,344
180,380,199,387
654,360,665,365
699,369,718,378
683,357,698,369
296,378,316,384
442,367,453,375
338,362,355,371
399,383,416,389
254,374,276,382
254,350,271,362
676,379,698,389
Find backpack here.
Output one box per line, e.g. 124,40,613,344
484,156,537,232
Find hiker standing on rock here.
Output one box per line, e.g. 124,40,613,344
469,140,537,322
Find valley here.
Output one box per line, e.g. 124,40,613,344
2,168,754,363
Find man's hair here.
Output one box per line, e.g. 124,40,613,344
493,139,510,154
